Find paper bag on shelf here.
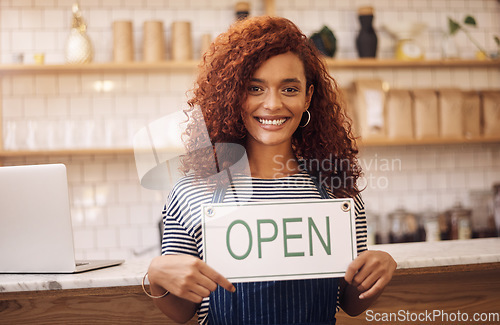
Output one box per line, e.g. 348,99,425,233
353,79,388,140
412,89,439,139
438,88,463,139
341,87,360,138
386,89,413,139
462,90,481,139
481,90,500,137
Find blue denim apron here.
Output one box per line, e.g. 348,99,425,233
207,175,338,325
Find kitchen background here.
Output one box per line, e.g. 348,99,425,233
0,0,499,260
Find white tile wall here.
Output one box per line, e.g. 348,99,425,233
1,0,500,258
360,143,500,241
1,0,499,63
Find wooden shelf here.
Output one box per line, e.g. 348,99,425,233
1,137,499,158
359,136,500,147
323,58,500,69
0,59,498,74
0,148,134,157
0,61,201,74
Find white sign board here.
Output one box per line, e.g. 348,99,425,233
202,199,357,282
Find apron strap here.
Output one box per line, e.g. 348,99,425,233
211,182,228,204
310,174,330,200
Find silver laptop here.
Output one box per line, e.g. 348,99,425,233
0,163,123,273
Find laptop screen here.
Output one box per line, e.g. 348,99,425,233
0,164,77,273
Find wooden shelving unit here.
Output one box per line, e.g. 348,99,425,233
0,59,498,75
0,148,134,158
1,136,499,158
0,58,498,158
323,58,500,69
359,136,500,147
0,61,201,74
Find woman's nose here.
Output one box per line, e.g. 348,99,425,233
263,90,283,110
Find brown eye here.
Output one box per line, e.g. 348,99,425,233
283,87,299,94
248,86,263,94
249,86,259,91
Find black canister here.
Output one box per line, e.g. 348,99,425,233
356,6,378,58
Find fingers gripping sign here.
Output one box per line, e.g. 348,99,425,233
344,250,397,300
149,255,236,304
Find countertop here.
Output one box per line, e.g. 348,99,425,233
371,237,500,269
0,259,149,294
1,238,499,294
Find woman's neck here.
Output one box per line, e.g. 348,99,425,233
245,141,299,179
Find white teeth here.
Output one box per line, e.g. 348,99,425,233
258,118,287,126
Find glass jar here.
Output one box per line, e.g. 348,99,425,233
449,202,472,240
469,190,496,238
494,184,500,237
438,210,451,240
422,210,440,242
389,208,419,243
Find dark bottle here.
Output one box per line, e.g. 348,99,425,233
356,6,378,58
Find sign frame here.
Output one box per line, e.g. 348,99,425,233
201,199,357,282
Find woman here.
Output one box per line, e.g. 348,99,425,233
147,16,396,324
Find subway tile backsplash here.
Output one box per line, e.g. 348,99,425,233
1,0,500,259
2,0,500,63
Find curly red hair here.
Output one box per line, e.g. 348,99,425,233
181,16,361,197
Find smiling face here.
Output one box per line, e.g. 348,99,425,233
241,52,313,151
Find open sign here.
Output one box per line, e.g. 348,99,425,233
201,199,357,282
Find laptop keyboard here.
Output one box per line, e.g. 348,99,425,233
76,262,90,266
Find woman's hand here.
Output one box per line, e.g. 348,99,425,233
148,254,236,304
344,250,397,299
344,251,397,299
340,250,396,316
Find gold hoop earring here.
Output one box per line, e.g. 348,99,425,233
299,110,311,128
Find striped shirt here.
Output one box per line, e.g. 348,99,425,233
161,170,368,324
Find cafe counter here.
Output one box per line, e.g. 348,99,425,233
1,238,499,324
